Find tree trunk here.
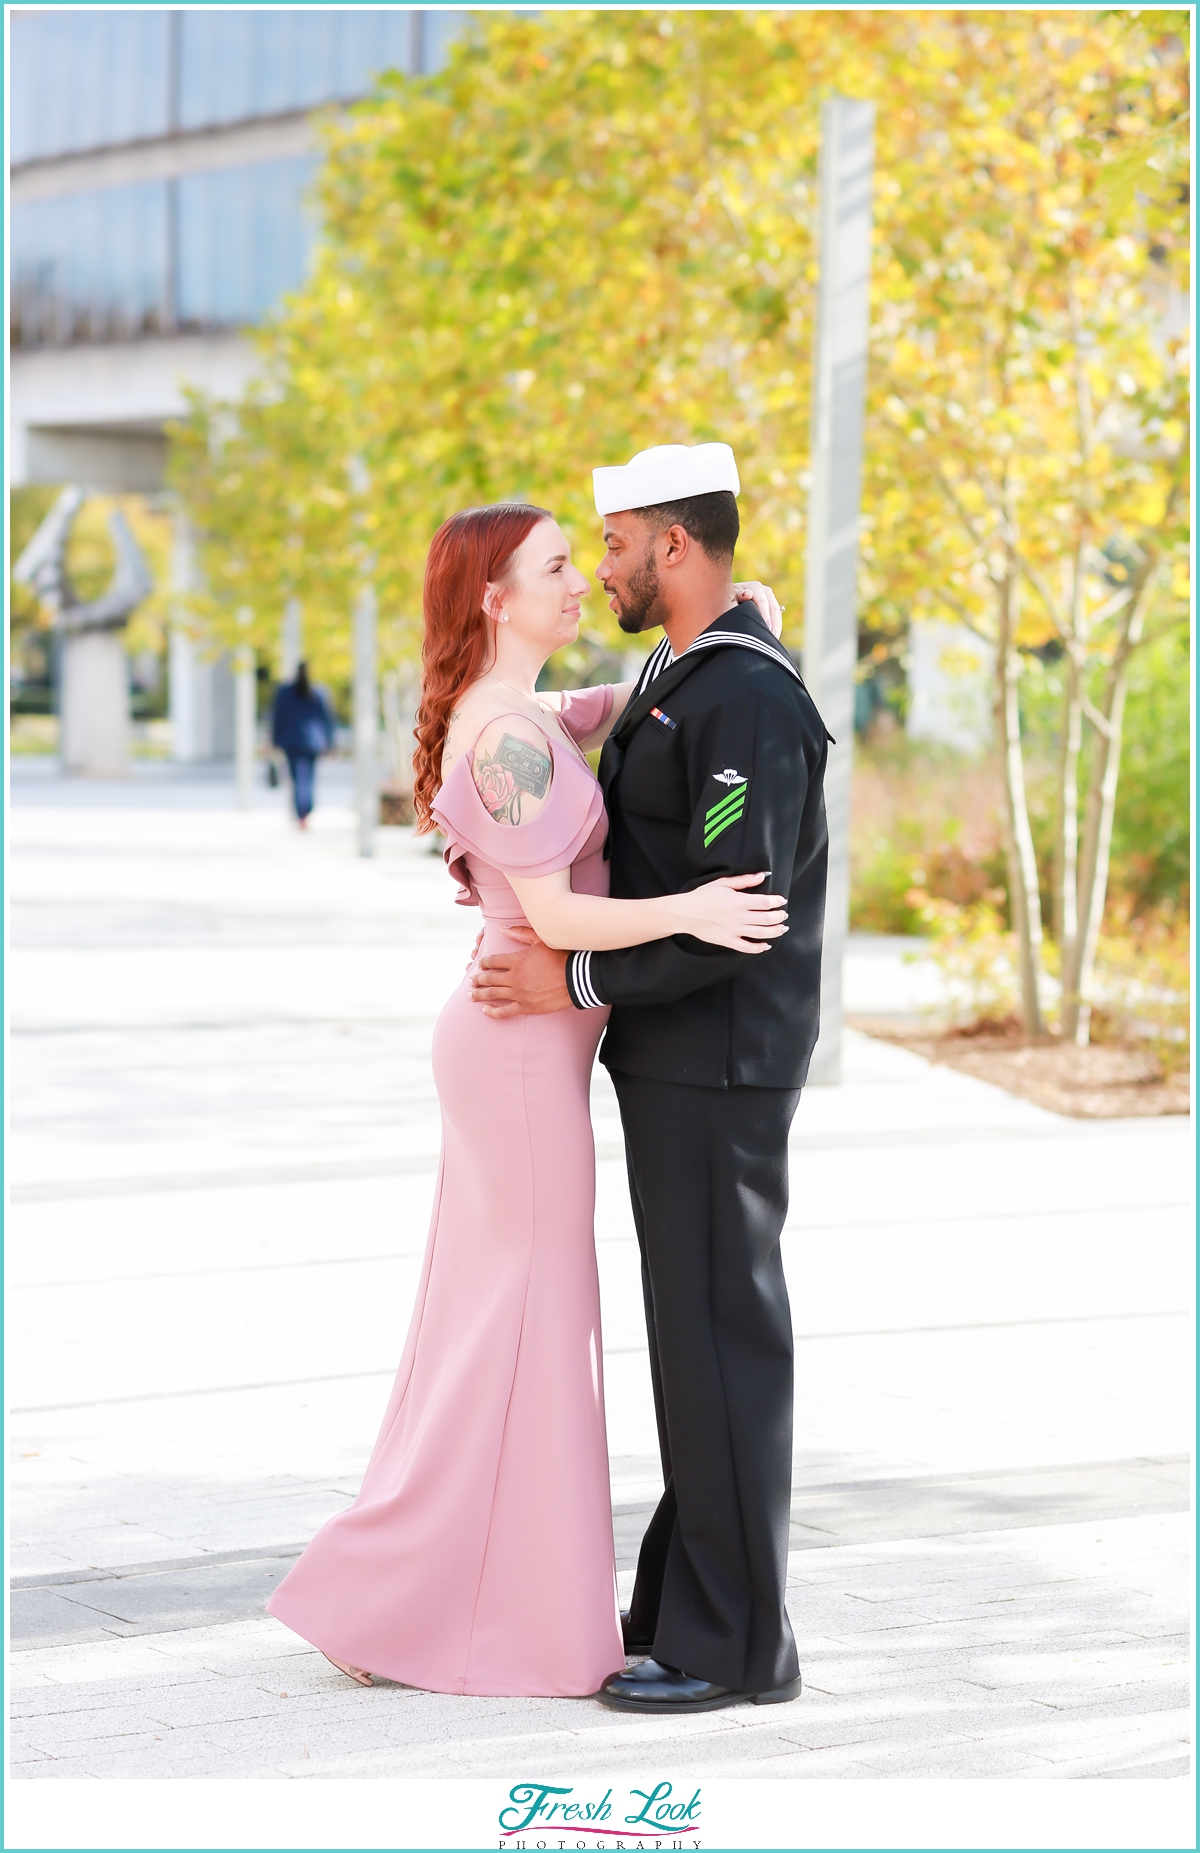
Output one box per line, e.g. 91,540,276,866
1057,287,1096,1039
996,564,1045,1037
1071,666,1132,1044
1061,561,1156,1044
1057,647,1084,1027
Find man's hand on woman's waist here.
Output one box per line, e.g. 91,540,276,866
471,927,572,1016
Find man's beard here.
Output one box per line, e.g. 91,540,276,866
615,548,661,634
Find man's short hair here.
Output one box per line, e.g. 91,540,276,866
639,489,739,562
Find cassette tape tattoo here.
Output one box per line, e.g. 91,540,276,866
474,732,553,826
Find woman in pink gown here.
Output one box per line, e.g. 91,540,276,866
267,504,785,1697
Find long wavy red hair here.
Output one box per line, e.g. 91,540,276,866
413,502,553,832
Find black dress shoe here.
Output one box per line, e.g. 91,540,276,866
598,1658,802,1714
620,1609,655,1654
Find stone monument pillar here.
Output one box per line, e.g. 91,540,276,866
802,97,876,1084
60,631,131,776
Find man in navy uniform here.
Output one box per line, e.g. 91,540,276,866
472,443,831,1712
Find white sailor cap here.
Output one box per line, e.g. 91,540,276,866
593,442,740,518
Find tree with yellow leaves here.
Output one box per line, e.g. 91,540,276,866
169,8,1188,1040
872,12,1189,1035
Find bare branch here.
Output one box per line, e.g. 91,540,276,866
710,178,781,289
1135,608,1189,651
964,466,1067,630
1016,554,1068,635
1068,278,1094,464
1081,697,1114,740
927,586,996,644
1084,584,1137,628
935,467,1001,574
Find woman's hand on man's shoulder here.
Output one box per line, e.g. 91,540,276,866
470,713,554,827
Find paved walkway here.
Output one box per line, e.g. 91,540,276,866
8,764,1192,1788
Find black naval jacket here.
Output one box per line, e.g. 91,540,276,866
564,605,832,1090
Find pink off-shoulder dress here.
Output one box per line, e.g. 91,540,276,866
267,687,623,1697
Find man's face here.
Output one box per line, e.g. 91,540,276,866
596,511,663,635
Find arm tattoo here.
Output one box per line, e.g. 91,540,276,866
474,732,552,825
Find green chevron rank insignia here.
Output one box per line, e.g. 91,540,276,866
704,771,748,848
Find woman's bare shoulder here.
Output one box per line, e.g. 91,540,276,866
443,684,545,778
442,684,502,778
469,711,554,828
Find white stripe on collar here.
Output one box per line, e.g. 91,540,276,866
633,636,673,697
679,629,802,681
634,625,801,699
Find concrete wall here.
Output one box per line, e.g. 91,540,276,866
907,620,994,755
11,332,259,490
9,20,460,760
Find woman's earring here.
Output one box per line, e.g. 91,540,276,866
498,612,509,624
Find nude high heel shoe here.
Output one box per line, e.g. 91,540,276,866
322,1652,373,1687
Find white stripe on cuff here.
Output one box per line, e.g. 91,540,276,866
571,950,604,1009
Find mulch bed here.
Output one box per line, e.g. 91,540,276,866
849,1017,1191,1119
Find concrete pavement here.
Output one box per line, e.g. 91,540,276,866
8,761,1192,1786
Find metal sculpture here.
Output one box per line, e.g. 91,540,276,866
14,485,153,775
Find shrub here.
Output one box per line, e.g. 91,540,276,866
1090,901,1191,1076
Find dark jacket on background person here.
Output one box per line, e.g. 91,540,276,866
272,680,336,759
564,604,832,1089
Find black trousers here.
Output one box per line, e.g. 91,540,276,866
611,1071,801,1695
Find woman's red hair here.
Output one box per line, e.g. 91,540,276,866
413,502,553,832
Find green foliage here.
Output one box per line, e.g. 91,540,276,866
856,627,1191,944
899,875,1189,1068
910,895,1022,1033
164,6,1188,1013
1017,624,1190,921
850,833,930,936
169,9,1189,685
10,486,60,632
1109,625,1192,910
1091,898,1191,1074
851,821,1013,937
850,734,1008,935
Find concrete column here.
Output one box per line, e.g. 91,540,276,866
348,456,378,856
168,507,235,763
234,614,255,811
170,630,234,762
353,581,378,857
169,627,201,761
13,485,135,778
802,96,876,1086
281,598,303,681
169,510,199,762
60,631,129,776
381,667,417,795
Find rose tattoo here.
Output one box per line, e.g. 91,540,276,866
474,733,552,825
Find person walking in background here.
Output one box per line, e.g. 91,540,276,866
271,662,335,828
